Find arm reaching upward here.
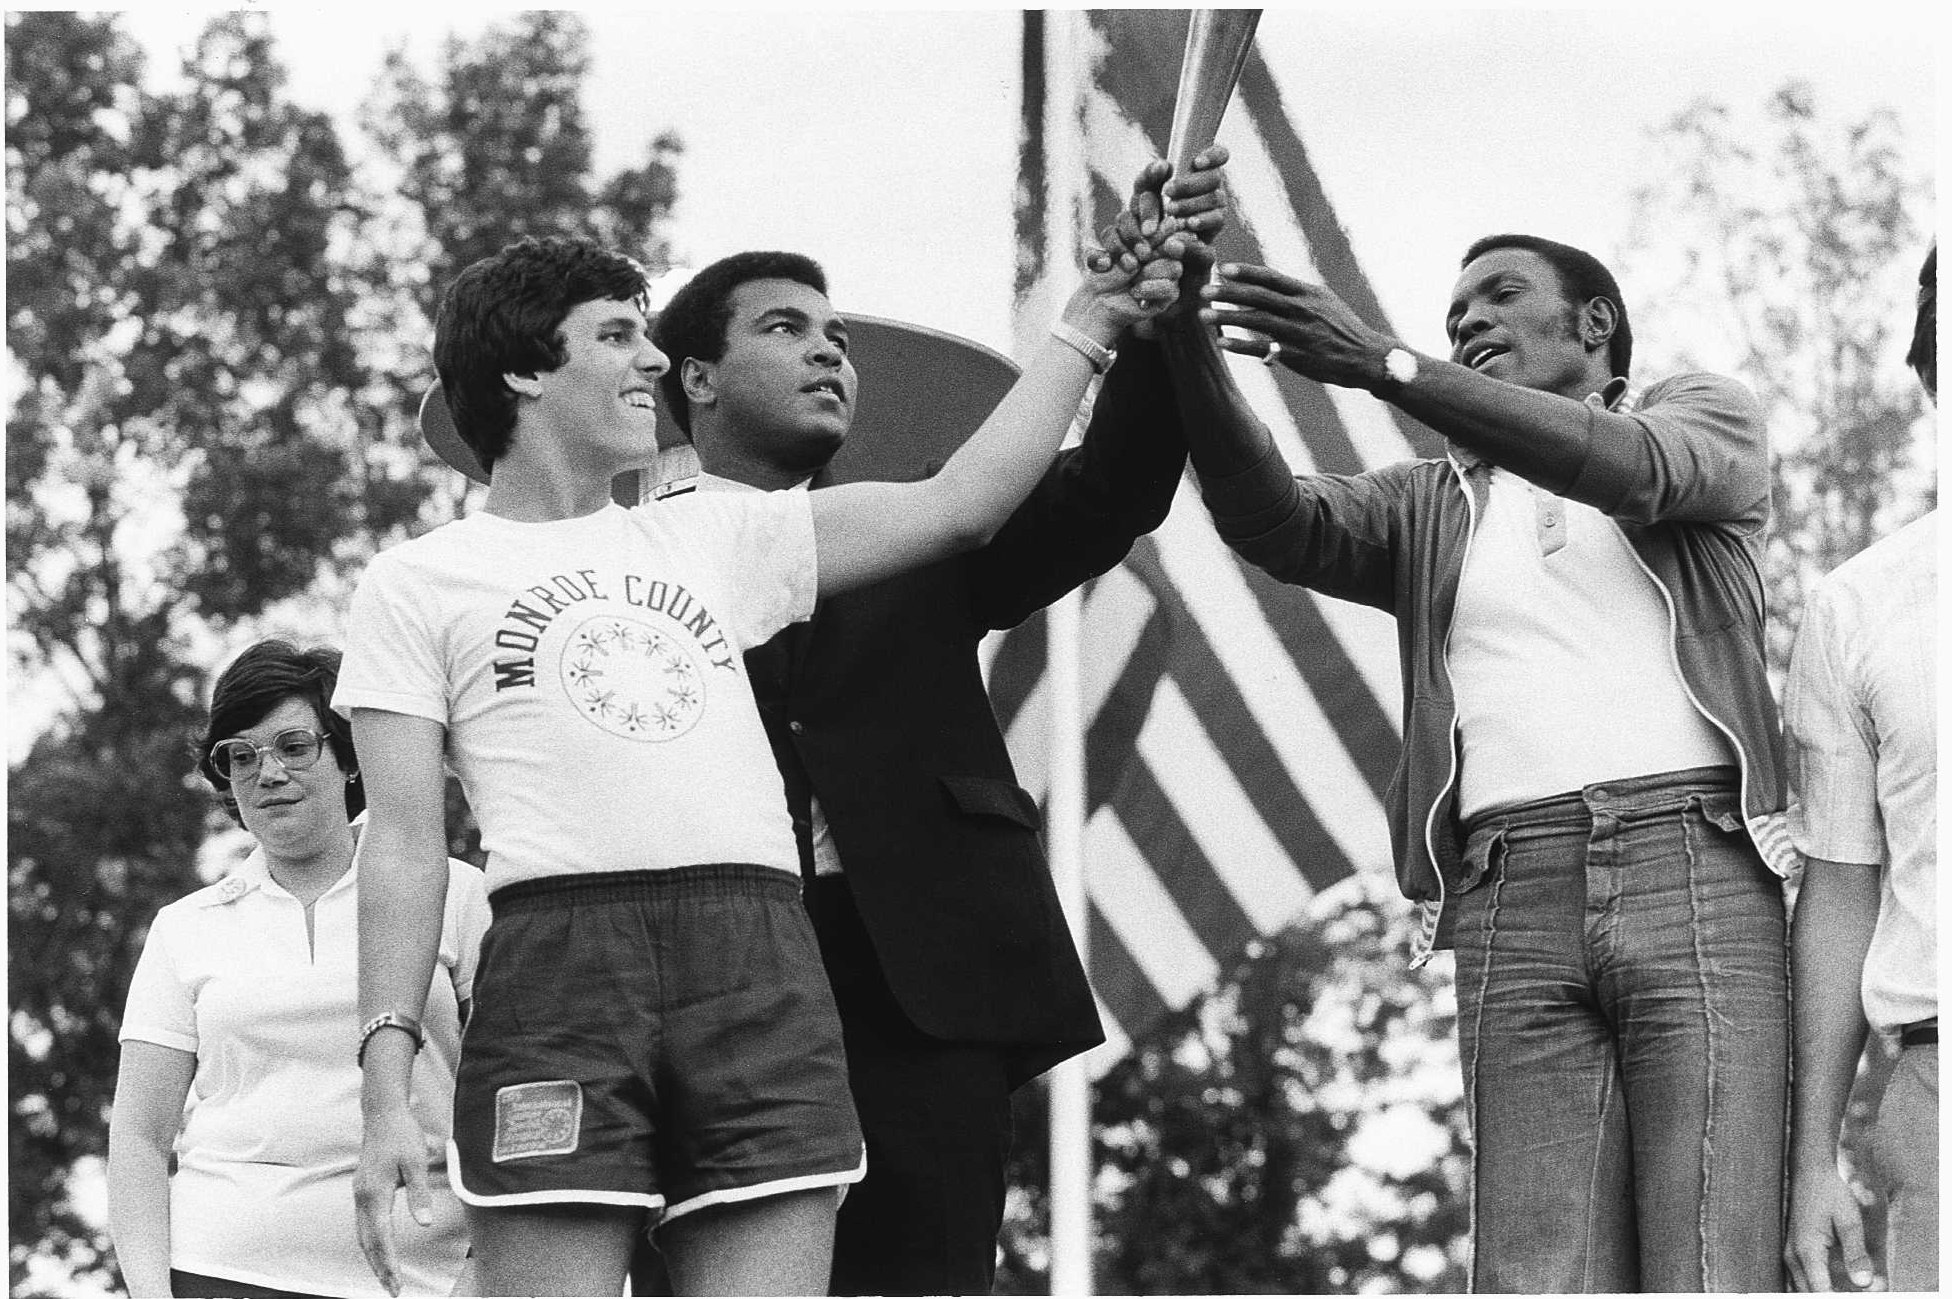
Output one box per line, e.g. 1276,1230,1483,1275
808,175,1186,598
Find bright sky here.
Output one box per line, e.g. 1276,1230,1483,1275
111,5,1937,365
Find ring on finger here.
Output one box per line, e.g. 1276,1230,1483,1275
1263,340,1283,368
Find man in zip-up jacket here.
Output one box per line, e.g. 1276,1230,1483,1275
1125,218,1789,1292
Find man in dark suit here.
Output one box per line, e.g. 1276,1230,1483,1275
648,155,1223,1295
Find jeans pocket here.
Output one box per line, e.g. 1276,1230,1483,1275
1690,790,1746,835
1453,825,1507,897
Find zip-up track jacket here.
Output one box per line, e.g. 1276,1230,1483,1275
1195,371,1793,962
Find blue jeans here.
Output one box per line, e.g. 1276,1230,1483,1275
1451,767,1788,1292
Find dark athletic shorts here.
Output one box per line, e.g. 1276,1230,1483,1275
450,864,866,1222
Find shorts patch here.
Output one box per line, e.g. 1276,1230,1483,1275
493,1080,583,1162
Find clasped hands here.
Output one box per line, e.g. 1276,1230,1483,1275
1092,144,1394,388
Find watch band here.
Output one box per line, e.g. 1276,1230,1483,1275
357,1011,426,1067
1050,320,1115,375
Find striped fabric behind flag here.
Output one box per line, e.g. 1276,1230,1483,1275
996,10,1448,1071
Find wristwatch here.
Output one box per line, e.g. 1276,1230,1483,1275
1374,346,1418,398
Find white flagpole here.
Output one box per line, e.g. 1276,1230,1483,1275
1040,9,1095,1296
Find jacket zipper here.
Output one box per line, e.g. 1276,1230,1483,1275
1413,456,1482,964
1615,529,1782,872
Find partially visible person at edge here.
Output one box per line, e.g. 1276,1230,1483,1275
642,150,1226,1297
107,639,489,1298
336,225,1184,1296
1101,209,1793,1290
1782,243,1937,1295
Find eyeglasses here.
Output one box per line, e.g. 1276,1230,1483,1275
208,728,331,782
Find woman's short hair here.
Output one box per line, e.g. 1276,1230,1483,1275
196,639,361,825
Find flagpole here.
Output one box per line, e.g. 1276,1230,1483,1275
1037,9,1095,1296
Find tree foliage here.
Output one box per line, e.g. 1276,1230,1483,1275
998,877,1470,1294
1619,81,1932,675
361,12,680,315
6,12,680,1293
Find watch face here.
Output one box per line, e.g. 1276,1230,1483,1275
1385,348,1418,385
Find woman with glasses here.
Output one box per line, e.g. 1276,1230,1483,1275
107,640,489,1298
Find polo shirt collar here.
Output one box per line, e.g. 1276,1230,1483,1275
203,813,365,906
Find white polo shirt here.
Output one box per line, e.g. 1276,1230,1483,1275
119,837,490,1297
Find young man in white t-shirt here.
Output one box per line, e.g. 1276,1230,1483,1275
335,232,1181,1296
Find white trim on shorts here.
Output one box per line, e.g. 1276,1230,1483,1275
659,1146,868,1224
448,1138,668,1211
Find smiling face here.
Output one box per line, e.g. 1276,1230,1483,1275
225,695,350,861
522,297,669,474
686,278,857,484
1445,247,1606,399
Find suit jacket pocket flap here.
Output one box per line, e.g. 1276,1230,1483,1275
939,775,1042,830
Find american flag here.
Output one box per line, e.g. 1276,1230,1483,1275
994,10,1447,1067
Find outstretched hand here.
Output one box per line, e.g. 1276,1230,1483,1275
1200,261,1394,388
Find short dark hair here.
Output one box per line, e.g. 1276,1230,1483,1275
651,251,829,437
433,236,650,470
1907,243,1935,398
1462,233,1634,378
197,639,361,826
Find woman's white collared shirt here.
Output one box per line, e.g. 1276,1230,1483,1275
119,835,490,1297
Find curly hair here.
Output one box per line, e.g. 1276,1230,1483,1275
197,639,361,827
651,251,828,438
1461,233,1634,379
433,236,651,470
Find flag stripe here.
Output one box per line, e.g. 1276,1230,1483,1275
1099,761,1260,962
1137,678,1316,931
1086,810,1220,1012
1219,119,1418,471
1118,537,1363,885
1150,501,1393,870
1015,11,1048,305
1234,51,1444,460
1085,906,1171,1038
1231,561,1402,801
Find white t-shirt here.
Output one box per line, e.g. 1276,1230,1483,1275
1450,464,1731,818
333,496,818,891
118,840,490,1297
1785,510,1937,1033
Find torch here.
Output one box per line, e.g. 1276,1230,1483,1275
1164,10,1261,176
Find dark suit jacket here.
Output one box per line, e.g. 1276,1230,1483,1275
746,338,1186,1085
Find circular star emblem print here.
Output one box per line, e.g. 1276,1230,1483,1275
560,613,706,741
